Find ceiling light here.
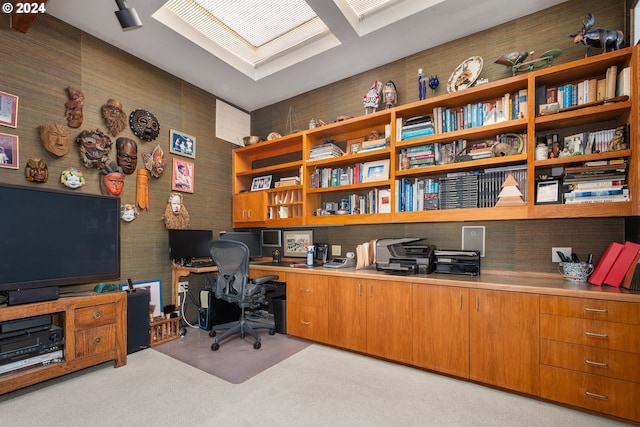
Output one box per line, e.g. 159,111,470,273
115,0,142,31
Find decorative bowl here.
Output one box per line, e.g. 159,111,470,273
243,136,262,145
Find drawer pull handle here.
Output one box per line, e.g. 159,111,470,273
94,337,101,344
584,331,608,338
584,307,607,313
301,320,311,326
585,359,608,368
300,288,311,293
585,391,608,400
92,310,102,319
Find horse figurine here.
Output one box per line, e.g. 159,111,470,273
570,13,623,57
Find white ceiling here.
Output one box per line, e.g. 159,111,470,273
46,0,566,112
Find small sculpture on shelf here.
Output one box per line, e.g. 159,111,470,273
363,80,382,114
570,13,623,57
428,76,439,97
495,49,561,75
417,69,427,100
383,80,397,109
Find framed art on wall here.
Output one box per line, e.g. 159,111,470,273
119,279,163,317
0,133,18,169
169,129,196,158
0,91,18,128
282,229,313,257
172,158,194,193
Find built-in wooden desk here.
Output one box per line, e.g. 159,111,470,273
170,264,217,306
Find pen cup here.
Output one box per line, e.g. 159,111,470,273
558,262,594,282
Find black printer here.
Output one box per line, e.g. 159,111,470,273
376,239,435,274
433,250,481,276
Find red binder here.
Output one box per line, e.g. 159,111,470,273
603,241,640,287
588,242,624,286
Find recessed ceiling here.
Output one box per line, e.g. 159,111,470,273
45,0,567,112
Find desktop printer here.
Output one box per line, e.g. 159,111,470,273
433,250,481,276
375,238,435,274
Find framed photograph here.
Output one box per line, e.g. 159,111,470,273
0,91,18,128
0,133,18,169
283,229,313,258
536,177,562,204
347,137,364,154
169,129,196,158
172,158,194,193
251,175,272,191
362,159,390,183
119,279,163,318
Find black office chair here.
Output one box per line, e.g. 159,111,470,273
208,239,278,350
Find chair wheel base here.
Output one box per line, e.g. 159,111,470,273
253,340,261,350
209,330,216,337
211,342,220,351
269,328,276,335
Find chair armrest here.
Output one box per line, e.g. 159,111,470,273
251,275,279,286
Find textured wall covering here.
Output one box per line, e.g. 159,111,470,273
0,0,630,308
0,14,234,303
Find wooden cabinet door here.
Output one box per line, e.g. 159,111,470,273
366,280,412,364
233,192,266,224
285,273,328,342
327,277,367,352
469,289,539,395
413,284,469,378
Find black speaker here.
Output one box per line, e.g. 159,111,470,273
127,289,150,354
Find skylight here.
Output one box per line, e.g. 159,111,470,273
153,0,339,80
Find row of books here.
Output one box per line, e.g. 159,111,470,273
398,145,435,170
430,89,527,134
337,188,391,215
589,240,640,289
563,160,628,204
395,177,439,212
537,65,630,113
398,116,435,141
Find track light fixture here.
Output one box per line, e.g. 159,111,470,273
115,0,142,31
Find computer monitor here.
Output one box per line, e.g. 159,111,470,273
168,229,213,262
261,229,281,247
219,231,262,259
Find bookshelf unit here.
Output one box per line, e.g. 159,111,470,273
232,47,637,227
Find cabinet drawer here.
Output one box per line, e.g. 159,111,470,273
75,303,117,329
286,303,327,342
75,324,116,359
540,314,640,353
286,275,327,308
541,339,640,383
540,296,640,324
541,365,640,422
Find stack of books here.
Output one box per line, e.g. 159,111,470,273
359,137,388,153
563,160,628,204
438,174,478,209
399,116,434,140
274,176,301,188
399,146,435,170
309,142,344,161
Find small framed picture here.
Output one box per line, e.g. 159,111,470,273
169,129,196,158
251,175,272,191
172,158,194,193
536,177,562,204
347,137,364,154
362,159,390,183
282,229,314,258
0,132,18,169
119,279,163,318
0,91,18,128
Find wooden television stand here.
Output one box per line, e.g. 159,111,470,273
0,291,127,395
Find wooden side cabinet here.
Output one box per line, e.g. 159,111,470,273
0,292,127,395
285,272,328,342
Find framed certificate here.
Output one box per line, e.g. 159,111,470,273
536,178,562,204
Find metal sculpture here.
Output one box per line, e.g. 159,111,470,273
495,49,561,75
570,13,623,57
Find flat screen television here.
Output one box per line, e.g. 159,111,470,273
168,229,214,262
219,231,262,259
0,183,120,305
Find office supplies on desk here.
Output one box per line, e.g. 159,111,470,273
323,258,355,268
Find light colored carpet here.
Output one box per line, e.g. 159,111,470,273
153,327,310,383
0,343,629,427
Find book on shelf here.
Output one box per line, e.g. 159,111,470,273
565,179,625,190
564,188,628,199
604,65,618,100
563,194,629,204
616,67,631,97
603,241,640,287
622,250,640,289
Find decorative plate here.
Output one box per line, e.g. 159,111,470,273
447,56,483,93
